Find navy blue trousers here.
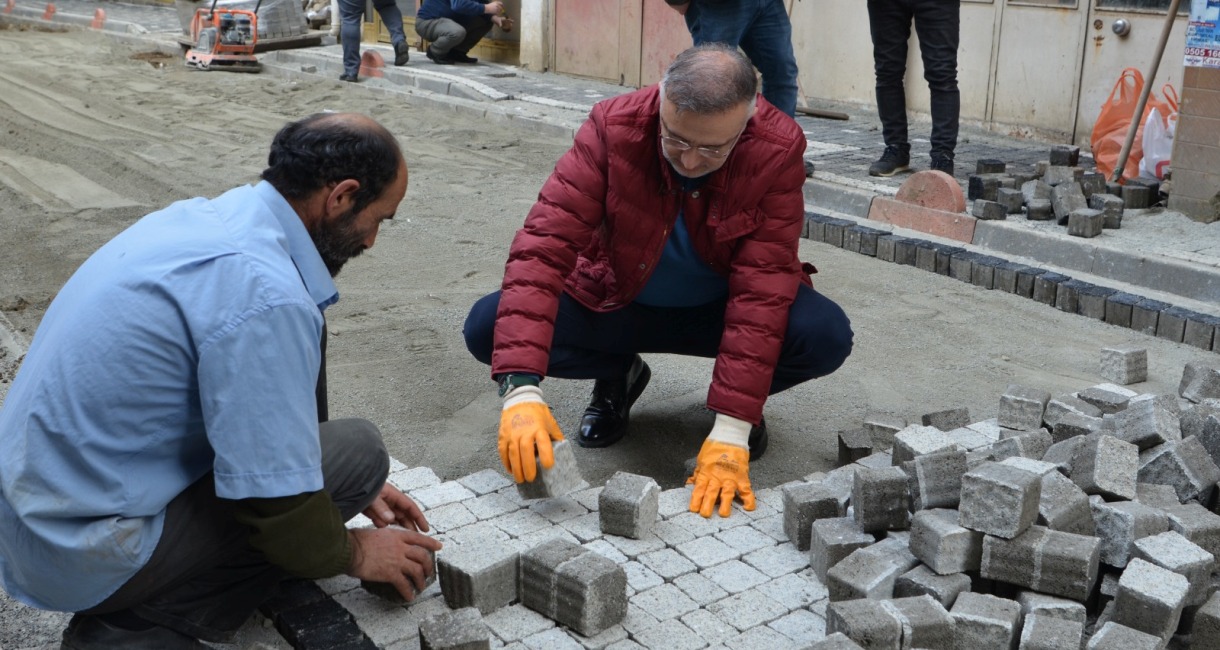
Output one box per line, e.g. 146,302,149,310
463,284,853,394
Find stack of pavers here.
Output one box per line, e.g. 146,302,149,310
815,354,1220,648
966,144,1161,239
316,356,1220,648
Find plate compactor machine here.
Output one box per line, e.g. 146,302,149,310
185,0,263,72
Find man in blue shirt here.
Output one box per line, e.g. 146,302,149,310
415,0,510,65
0,113,441,649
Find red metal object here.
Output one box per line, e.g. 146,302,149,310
3,0,14,16
90,7,104,29
41,2,54,20
184,0,261,72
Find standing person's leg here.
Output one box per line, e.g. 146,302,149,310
683,0,749,50
866,0,915,176
336,0,364,79
738,0,799,117
371,0,410,65
913,0,960,172
68,420,388,644
447,14,495,62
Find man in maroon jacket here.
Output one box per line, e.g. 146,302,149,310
464,44,853,518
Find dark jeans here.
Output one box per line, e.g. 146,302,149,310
684,0,799,117
415,14,494,57
866,0,960,158
81,419,389,643
463,284,853,394
339,0,407,76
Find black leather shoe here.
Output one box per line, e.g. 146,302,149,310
448,51,478,64
748,417,768,461
61,614,208,650
577,356,650,448
393,40,410,66
339,72,358,82
425,47,454,65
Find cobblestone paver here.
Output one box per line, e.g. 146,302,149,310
332,472,834,649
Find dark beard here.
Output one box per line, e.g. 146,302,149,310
309,208,366,277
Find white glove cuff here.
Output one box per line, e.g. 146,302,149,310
503,385,545,409
707,413,752,449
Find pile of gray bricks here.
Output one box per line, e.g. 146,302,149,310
966,146,1163,238
812,355,1220,648
313,355,1220,649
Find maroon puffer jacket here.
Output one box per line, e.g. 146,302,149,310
492,85,809,424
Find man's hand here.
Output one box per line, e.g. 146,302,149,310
666,1,690,16
347,527,443,601
499,385,564,483
687,414,756,518
362,484,430,532
492,14,513,31
483,0,504,15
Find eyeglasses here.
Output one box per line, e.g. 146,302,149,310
659,117,746,160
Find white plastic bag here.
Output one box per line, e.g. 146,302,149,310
1139,106,1177,181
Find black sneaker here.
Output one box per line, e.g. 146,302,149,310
930,153,955,176
868,144,911,177
803,159,815,178
425,47,453,65
393,40,410,66
339,72,358,82
448,51,478,64
62,614,208,650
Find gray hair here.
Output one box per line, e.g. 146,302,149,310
660,43,758,114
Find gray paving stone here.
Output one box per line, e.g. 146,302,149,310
1019,613,1084,650
1131,530,1214,606
418,607,490,650
1091,499,1168,567
515,527,580,550
438,544,518,614
1100,345,1148,385
569,623,628,650
620,561,663,593
458,469,514,495
852,465,911,533
756,569,828,611
442,521,513,549
826,545,908,601
602,533,667,560
522,627,583,650
657,488,691,519
673,570,730,606
884,595,954,649
1037,471,1095,536
826,599,902,649
1164,502,1220,560
1112,557,1189,640
637,548,697,581
750,513,788,543
959,461,1041,539
1016,591,1087,625
1071,434,1138,500
702,559,770,594
707,589,789,631
808,633,864,649
742,542,809,578
630,583,699,621
1138,436,1220,503
677,536,741,569
669,511,720,538
766,608,825,645
561,512,604,543
1103,396,1181,450
1181,361,1220,403
715,524,776,555
1085,621,1161,649
950,592,1021,649
783,480,848,550
582,539,627,565
465,492,522,521
679,609,739,646
413,481,477,509
619,604,659,637
904,449,967,510
894,565,971,609
1192,591,1220,649
909,510,982,575
599,472,660,539
425,502,477,533
390,466,442,492
531,496,588,524
980,526,1100,601
809,516,874,582
727,623,799,649
571,486,603,512
517,440,584,500
999,384,1052,431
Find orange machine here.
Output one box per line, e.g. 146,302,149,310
184,0,263,72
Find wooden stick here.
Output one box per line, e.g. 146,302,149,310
1111,0,1182,182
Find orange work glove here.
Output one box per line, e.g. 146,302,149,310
498,386,564,483
687,413,756,518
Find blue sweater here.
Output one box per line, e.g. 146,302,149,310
417,0,486,21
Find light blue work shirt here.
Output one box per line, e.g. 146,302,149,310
0,181,338,612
